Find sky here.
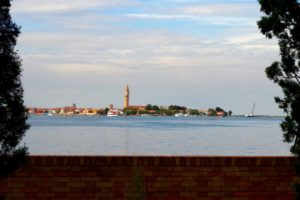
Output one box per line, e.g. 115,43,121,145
11,0,283,115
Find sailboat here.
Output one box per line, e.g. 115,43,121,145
245,103,255,117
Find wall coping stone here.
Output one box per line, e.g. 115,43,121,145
26,156,296,167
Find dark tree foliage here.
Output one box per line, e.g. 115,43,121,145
215,107,224,112
257,0,300,197
168,105,187,111
145,104,152,110
0,0,29,191
152,105,159,111
258,0,300,153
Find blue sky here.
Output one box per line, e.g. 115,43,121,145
11,0,282,115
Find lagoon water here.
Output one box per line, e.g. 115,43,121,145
24,115,291,156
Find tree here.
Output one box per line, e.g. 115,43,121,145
124,109,138,116
257,0,300,197
168,105,187,111
0,0,29,198
208,108,217,116
215,107,224,112
145,104,152,110
188,109,200,116
152,105,160,111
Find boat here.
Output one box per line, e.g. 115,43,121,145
107,109,119,117
174,113,184,117
245,103,255,117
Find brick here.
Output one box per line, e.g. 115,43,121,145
179,192,197,198
36,193,55,198
68,182,86,188
180,182,198,187
208,181,224,187
221,187,239,192
52,187,70,192
208,192,224,197
0,156,297,200
6,193,25,198
96,182,113,187
25,192,37,198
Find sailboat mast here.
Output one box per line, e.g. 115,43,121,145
251,102,255,116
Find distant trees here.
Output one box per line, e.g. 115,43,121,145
145,104,152,110
215,107,223,113
124,108,138,116
152,105,159,111
257,0,300,197
0,0,29,199
104,107,109,114
207,107,230,117
145,104,160,111
168,105,187,111
187,109,200,116
208,108,217,116
124,104,232,117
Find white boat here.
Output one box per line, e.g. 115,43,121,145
245,103,255,117
174,113,184,117
107,110,119,117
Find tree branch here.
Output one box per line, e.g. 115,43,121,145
293,72,300,84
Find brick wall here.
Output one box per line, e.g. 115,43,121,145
0,156,298,200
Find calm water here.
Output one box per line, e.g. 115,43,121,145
23,115,291,156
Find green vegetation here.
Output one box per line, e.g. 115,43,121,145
207,107,231,117
0,1,29,199
124,108,138,116
145,104,160,111
168,105,187,111
257,0,300,197
188,109,200,116
124,104,232,117
104,107,109,114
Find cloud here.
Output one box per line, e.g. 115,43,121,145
19,28,278,80
125,13,256,26
223,33,278,50
178,3,259,17
13,0,282,114
13,0,136,14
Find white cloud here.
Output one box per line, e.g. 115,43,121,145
19,28,278,79
223,33,278,50
13,0,136,13
48,63,129,74
126,13,256,26
13,0,282,114
178,3,258,16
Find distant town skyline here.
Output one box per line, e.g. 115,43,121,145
12,0,282,115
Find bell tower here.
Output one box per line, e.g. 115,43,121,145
124,85,129,108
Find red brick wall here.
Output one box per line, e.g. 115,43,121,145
0,156,298,200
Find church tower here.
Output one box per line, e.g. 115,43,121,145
124,85,129,108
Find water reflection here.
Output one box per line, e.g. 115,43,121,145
23,116,291,156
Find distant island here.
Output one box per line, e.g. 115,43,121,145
28,104,232,117
28,85,232,117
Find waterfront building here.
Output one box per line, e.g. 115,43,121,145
125,105,146,111
123,85,146,111
124,85,129,109
81,108,97,116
